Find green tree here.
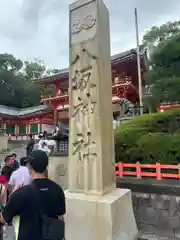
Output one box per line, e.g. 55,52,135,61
0,53,23,72
0,53,59,108
115,109,180,164
23,59,46,81
143,21,180,52
23,59,57,107
0,54,25,107
0,54,47,108
143,21,180,109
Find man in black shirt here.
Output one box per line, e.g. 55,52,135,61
11,153,19,171
1,150,66,240
26,134,35,157
1,155,14,182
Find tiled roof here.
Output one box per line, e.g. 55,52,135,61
111,45,145,62
45,68,69,78
40,45,146,82
0,105,49,117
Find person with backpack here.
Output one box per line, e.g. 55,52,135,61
1,150,66,240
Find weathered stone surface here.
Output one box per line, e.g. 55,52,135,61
48,156,68,190
65,0,138,239
65,188,138,240
68,0,115,195
133,193,180,239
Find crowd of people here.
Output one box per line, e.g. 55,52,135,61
26,125,69,157
27,132,55,157
0,147,66,239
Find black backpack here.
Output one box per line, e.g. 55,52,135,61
32,184,65,240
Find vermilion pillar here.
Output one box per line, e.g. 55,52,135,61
53,109,58,126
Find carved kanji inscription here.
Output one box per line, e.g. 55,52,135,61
72,132,97,163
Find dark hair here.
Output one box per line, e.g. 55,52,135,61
4,156,8,163
43,131,47,136
4,155,12,163
12,153,17,157
28,150,48,173
39,134,43,139
29,134,33,138
20,157,28,166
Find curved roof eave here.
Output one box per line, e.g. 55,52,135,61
39,46,146,84
0,105,50,117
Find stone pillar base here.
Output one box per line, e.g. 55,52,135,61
48,156,68,190
64,188,138,240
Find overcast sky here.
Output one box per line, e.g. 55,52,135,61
0,0,179,69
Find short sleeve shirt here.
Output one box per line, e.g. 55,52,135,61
2,178,66,240
9,166,31,192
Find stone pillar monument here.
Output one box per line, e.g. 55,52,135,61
65,0,138,239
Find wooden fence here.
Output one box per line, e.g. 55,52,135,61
115,162,180,180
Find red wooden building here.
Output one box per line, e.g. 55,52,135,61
40,46,148,124
0,46,148,138
0,105,53,139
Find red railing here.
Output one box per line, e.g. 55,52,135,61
115,162,180,180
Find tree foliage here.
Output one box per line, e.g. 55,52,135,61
0,54,59,108
24,59,46,81
143,21,180,109
115,109,180,164
143,21,180,52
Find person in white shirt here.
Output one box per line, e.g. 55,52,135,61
8,157,31,239
9,157,32,193
38,140,51,156
47,139,56,152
